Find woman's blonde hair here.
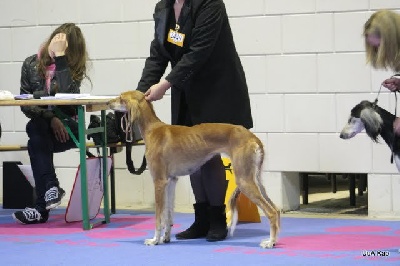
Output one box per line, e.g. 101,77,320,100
364,10,400,72
38,23,90,83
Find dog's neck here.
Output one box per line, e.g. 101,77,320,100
374,105,398,151
136,100,164,141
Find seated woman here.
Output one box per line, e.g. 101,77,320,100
12,23,91,224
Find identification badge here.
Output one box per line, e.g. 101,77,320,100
167,28,185,47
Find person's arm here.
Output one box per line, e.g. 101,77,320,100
20,57,56,121
19,57,70,142
51,33,80,94
137,40,170,93
137,5,170,94
382,77,400,92
165,0,225,89
53,55,81,94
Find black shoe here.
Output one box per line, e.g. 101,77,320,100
12,208,49,224
206,205,228,242
176,202,210,240
45,186,65,210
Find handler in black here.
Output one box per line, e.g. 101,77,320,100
137,0,253,242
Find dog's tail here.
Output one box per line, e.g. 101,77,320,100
228,187,241,236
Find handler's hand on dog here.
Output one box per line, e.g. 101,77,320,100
382,78,400,92
51,117,69,143
144,80,171,102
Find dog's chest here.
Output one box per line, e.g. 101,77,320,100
163,153,216,177
167,160,207,176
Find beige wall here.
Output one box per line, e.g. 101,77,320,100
1,0,400,215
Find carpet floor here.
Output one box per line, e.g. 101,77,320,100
1,207,399,265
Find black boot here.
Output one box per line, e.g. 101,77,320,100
206,205,228,242
176,202,210,240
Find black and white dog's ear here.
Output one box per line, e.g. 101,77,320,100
360,107,382,142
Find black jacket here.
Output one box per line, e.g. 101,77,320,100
137,0,253,128
20,54,80,122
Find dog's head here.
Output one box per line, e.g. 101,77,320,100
109,90,146,123
340,100,383,141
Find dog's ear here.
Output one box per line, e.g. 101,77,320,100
360,107,382,142
125,97,140,123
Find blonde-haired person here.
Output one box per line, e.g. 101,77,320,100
364,10,400,90
364,10,400,134
12,23,90,224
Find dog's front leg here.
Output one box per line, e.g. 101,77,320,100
161,177,178,243
144,176,168,246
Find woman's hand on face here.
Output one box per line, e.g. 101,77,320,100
48,33,68,58
51,117,69,143
144,80,171,102
382,78,400,92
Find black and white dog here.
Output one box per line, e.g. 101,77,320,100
340,100,400,171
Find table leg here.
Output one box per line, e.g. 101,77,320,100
100,110,110,223
77,106,90,230
110,152,116,214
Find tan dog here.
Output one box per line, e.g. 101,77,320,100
109,90,280,248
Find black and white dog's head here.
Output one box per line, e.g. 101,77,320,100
341,100,400,172
340,100,383,141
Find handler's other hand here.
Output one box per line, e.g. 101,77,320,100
144,80,171,102
51,117,69,143
382,78,400,92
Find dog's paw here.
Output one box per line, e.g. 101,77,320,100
260,238,276,249
161,236,171,244
144,238,159,246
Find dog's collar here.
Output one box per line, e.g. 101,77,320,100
372,98,379,109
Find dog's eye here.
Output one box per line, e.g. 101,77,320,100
348,116,360,124
348,118,354,124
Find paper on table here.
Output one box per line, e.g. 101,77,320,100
77,95,117,100
17,165,35,187
0,90,15,100
40,93,90,100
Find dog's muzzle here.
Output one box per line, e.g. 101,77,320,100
109,100,128,112
339,131,355,139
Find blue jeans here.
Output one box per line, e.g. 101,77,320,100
26,117,78,211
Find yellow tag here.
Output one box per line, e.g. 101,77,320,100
167,29,185,47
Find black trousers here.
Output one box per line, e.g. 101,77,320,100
26,117,78,211
190,155,227,206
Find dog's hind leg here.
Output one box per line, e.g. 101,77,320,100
144,171,168,246
258,190,280,248
237,178,280,248
161,176,178,244
253,170,280,231
231,144,280,248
